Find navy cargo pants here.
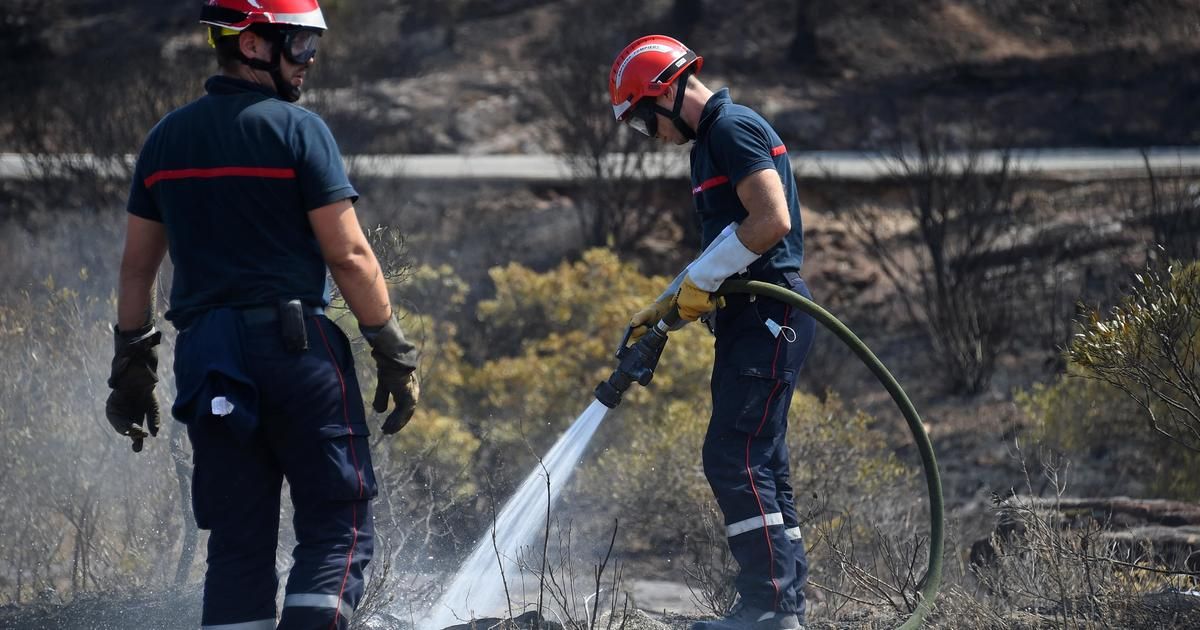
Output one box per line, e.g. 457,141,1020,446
703,273,815,619
177,308,377,630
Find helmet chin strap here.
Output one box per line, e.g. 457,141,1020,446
650,69,697,140
669,69,696,141
236,38,301,102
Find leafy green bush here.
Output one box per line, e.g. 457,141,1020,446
586,387,911,557
0,250,918,610
1018,260,1200,498
373,249,911,577
1069,260,1200,451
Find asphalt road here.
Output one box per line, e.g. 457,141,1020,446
2,147,1198,182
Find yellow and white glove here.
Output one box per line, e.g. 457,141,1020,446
628,293,677,343
675,276,724,322
675,223,761,321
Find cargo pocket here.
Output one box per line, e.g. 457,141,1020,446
725,367,794,437
316,427,379,502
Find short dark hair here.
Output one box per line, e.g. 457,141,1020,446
214,25,283,72
213,28,242,72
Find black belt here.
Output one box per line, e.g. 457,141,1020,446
719,271,804,309
729,270,803,289
780,270,803,288
239,304,325,326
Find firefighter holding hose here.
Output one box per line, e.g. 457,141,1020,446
609,35,816,630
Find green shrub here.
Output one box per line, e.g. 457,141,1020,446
585,386,911,556
0,251,918,607
376,250,911,571
1069,260,1200,451
1018,260,1200,498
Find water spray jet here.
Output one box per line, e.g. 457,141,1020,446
416,282,943,630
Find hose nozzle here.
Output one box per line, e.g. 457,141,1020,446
595,312,678,408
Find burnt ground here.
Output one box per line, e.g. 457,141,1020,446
0,587,202,630
0,166,1191,625
0,163,1193,627
1,0,1198,626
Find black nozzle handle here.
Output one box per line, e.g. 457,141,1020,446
615,324,634,357
617,305,680,356
598,308,679,409
656,307,682,333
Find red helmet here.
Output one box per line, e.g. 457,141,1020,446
200,0,327,32
609,35,703,123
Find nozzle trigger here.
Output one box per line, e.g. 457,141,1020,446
616,325,633,357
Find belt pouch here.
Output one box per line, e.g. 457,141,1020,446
279,299,309,353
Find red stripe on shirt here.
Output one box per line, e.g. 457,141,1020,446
690,146,787,195
692,175,730,195
143,167,297,189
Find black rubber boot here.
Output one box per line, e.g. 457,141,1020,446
691,602,803,630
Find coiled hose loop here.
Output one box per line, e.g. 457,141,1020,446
718,280,944,630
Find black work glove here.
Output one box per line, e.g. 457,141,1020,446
361,319,420,434
105,324,163,453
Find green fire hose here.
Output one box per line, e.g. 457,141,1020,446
718,280,944,630
596,279,945,626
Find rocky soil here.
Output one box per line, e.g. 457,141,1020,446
1,1,1198,627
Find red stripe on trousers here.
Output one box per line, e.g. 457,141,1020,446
143,166,296,188
313,317,363,628
743,304,791,611
328,503,360,630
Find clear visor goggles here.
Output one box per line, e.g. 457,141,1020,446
280,28,321,65
622,99,660,137
208,25,322,65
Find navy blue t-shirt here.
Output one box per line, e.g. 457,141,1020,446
127,76,358,327
690,88,804,278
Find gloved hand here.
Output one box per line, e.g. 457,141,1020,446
627,293,677,343
675,276,725,322
361,318,420,434
105,324,163,453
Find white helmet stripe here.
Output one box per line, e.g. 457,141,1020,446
199,19,248,31
613,43,674,92
199,7,327,31
268,8,327,29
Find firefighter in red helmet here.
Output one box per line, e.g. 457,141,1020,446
610,35,815,630
200,0,329,102
106,1,420,627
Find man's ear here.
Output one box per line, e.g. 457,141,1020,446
238,30,263,61
660,82,677,106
